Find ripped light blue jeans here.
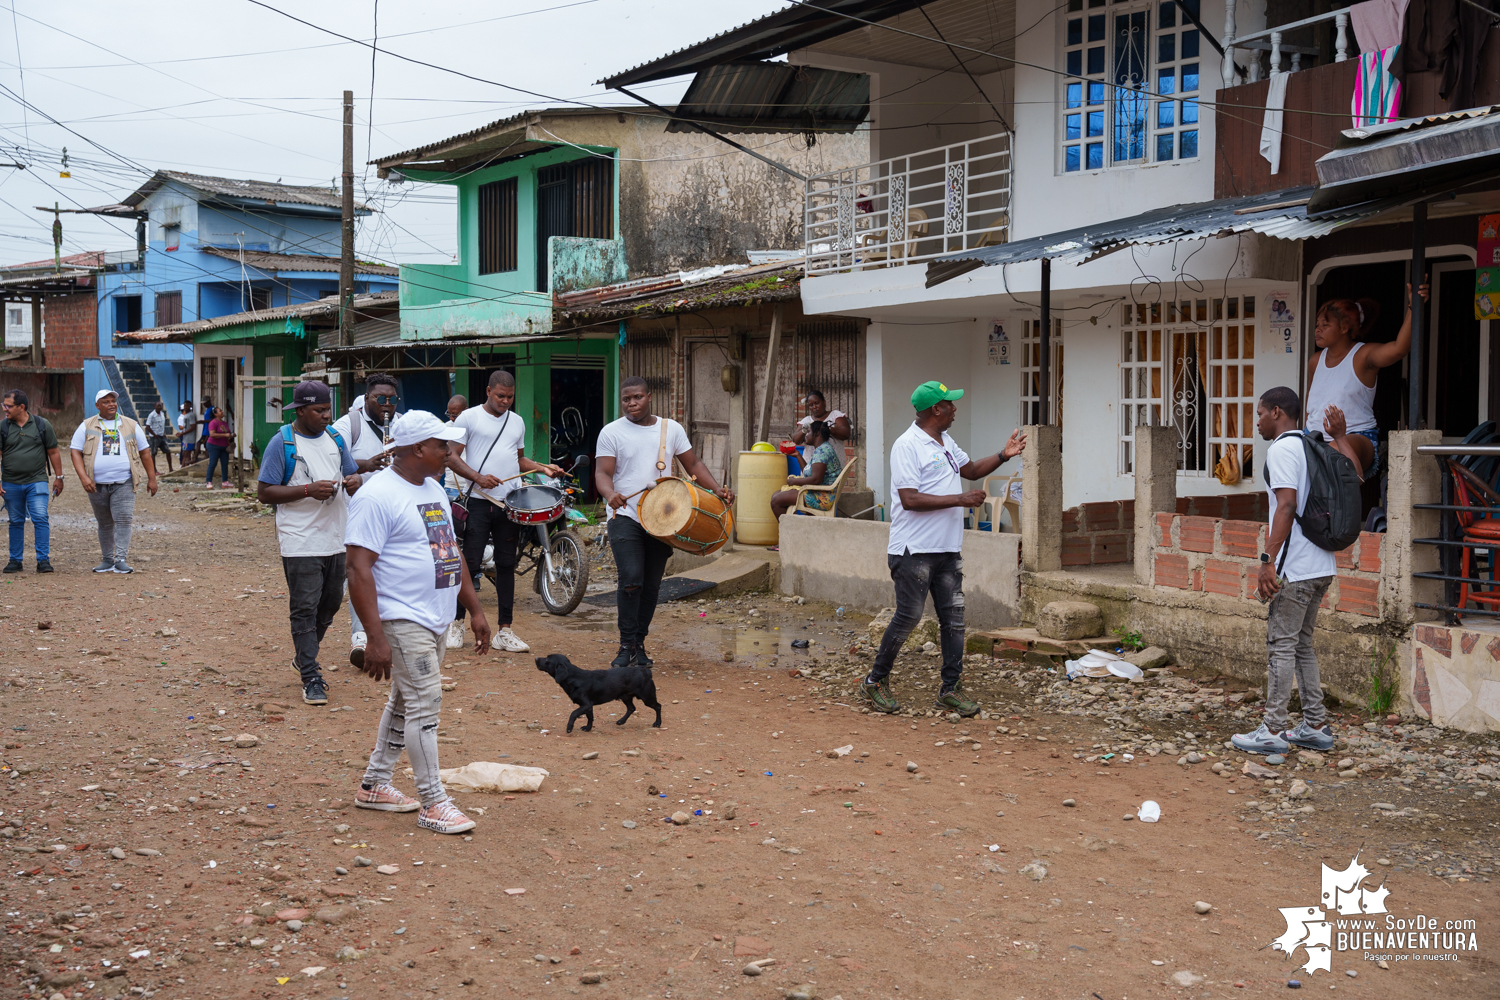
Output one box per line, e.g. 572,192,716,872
867,549,967,692
361,619,449,807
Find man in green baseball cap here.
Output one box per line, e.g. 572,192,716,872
859,380,1026,718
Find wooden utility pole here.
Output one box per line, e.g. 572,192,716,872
755,304,785,445
339,89,355,407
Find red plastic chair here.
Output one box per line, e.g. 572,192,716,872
1448,460,1500,615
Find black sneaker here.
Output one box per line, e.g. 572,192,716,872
610,644,635,668
632,645,655,669
35,560,53,574
2,559,21,574
303,678,328,706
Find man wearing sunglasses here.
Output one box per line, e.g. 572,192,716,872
332,373,402,475
332,373,404,665
859,381,1026,718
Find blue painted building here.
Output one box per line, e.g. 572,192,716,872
82,171,397,422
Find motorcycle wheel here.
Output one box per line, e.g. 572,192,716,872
539,528,589,615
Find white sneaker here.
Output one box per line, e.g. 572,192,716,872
350,630,367,669
445,621,465,650
493,627,530,653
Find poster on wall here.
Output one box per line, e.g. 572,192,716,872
1267,291,1295,353
1478,215,1500,321
987,322,1010,365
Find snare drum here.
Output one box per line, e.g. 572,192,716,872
638,477,734,555
504,484,566,525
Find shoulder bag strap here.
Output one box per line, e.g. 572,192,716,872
655,416,669,474
462,411,510,502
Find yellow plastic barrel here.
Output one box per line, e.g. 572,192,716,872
734,449,788,545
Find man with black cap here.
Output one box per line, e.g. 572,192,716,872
859,381,1026,718
257,380,362,706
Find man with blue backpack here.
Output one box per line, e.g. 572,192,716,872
257,380,362,706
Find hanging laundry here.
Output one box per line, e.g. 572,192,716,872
1350,0,1411,53
1259,72,1291,175
1352,47,1402,128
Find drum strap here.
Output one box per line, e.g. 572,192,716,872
655,416,669,474
461,410,510,505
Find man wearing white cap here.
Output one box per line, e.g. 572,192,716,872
69,389,157,574
346,410,490,834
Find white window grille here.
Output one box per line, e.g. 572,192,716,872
1118,296,1257,476
1062,0,1202,172
1020,318,1063,427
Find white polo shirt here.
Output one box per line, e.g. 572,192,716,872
887,422,970,555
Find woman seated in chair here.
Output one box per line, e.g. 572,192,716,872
771,420,843,518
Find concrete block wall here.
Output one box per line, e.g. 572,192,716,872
1150,513,1386,617
1060,493,1269,568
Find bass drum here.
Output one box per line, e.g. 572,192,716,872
638,477,733,556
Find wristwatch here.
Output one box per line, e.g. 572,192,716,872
1260,552,1270,563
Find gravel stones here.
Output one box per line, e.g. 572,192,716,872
670,811,691,825
1172,971,1204,987
376,864,400,875
1286,779,1312,799
134,848,161,857
234,734,260,748
906,761,919,773
1124,646,1171,670
354,856,372,867
1062,798,1076,807
284,919,304,932
108,847,126,860
1264,753,1287,766
1193,901,1212,914
1242,761,1279,779
1018,861,1048,881
621,820,637,829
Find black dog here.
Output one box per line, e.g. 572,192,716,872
535,653,662,733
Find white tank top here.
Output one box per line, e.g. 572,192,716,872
1306,343,1377,435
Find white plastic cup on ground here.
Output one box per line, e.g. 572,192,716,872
1138,800,1161,822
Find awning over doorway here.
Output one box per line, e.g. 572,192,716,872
924,186,1387,287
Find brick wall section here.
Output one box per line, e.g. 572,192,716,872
1149,512,1386,617
42,292,97,370
1062,493,1266,567
1060,499,1135,566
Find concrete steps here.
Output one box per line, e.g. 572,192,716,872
662,545,779,597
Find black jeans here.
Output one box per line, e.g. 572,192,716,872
457,497,520,627
282,553,346,684
868,549,967,692
608,514,673,648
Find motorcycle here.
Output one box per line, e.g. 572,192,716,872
480,455,592,616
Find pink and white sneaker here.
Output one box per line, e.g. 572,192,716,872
355,782,420,812
417,800,476,835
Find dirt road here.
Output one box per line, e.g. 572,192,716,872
1,480,1496,1000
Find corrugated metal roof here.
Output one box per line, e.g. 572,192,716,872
802,0,1018,74
667,61,868,134
924,187,1392,286
199,246,397,276
1,250,106,273
1310,106,1500,214
96,170,372,214
120,291,398,343
371,107,628,175
556,261,801,322
601,0,931,87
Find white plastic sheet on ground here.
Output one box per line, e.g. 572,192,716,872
437,761,550,793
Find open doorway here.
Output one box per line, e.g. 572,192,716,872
550,366,604,501
1430,260,1485,436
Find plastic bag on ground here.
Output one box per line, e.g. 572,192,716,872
438,761,550,793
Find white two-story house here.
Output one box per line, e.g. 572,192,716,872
611,0,1499,542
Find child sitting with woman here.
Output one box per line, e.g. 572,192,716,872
771,420,843,519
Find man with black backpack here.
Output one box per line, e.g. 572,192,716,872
257,381,363,706
1233,386,1356,756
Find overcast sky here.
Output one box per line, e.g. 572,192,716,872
0,0,786,267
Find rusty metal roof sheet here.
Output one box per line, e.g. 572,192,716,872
555,261,802,322
120,290,398,344
198,246,397,276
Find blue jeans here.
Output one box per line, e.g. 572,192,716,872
205,443,230,483
3,481,49,563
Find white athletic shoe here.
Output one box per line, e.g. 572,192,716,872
493,627,530,653
350,630,368,669
445,620,465,650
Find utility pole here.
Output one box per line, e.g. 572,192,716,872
339,89,355,408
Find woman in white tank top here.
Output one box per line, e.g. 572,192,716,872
1305,280,1428,477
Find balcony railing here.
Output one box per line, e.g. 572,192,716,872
1222,1,1350,84
803,131,1011,276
